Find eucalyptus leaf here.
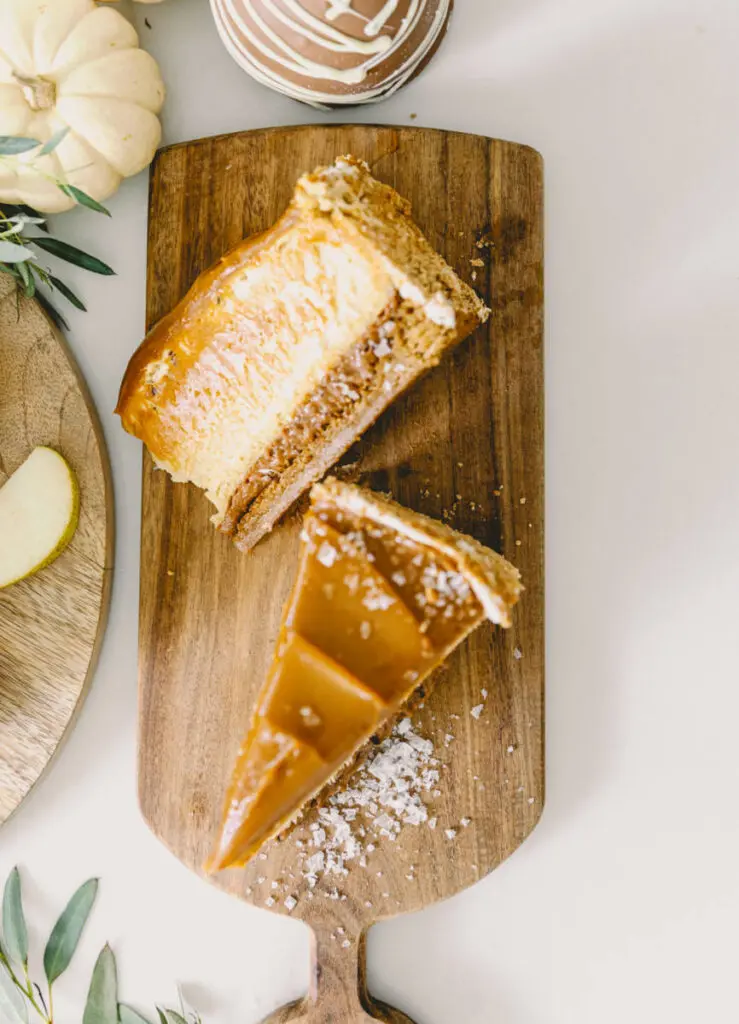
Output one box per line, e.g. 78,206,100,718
58,184,111,217
0,969,28,1024
0,240,35,263
157,1008,188,1024
0,136,41,156
39,127,70,156
119,1004,154,1024
16,260,35,298
43,877,98,985
2,869,28,966
49,275,86,311
83,944,118,1024
29,236,115,276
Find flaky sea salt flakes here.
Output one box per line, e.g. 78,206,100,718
460,817,471,828
514,647,523,660
359,620,372,640
316,541,339,567
363,590,395,612
342,940,351,949
445,829,457,841
506,745,516,754
471,704,484,720
284,896,297,912
297,719,441,888
428,817,437,830
528,797,535,805
256,876,266,884
481,688,488,699
265,896,275,907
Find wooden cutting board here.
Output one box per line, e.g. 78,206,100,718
0,276,114,824
139,125,544,1023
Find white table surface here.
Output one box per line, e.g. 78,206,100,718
2,0,739,1021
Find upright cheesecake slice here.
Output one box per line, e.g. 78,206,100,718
207,479,521,872
116,156,488,552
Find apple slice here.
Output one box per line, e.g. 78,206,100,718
0,447,79,589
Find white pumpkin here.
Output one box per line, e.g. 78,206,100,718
0,0,165,213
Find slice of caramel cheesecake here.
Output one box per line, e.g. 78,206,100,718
116,156,488,552
207,479,521,872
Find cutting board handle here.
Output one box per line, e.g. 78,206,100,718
260,926,418,1024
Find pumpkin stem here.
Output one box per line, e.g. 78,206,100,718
13,72,56,113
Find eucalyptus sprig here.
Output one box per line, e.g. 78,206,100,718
0,133,115,331
0,868,200,1024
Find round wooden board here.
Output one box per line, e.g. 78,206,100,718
0,276,114,825
139,126,544,1023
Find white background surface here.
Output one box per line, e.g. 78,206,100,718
2,0,739,1021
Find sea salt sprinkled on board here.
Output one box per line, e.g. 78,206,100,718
471,704,484,720
296,718,441,887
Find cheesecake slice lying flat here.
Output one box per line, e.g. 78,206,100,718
207,479,522,872
116,156,488,552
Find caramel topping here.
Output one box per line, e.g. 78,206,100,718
207,481,521,872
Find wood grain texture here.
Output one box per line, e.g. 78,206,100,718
0,276,114,825
139,125,544,1024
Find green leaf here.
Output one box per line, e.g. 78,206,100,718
49,275,86,311
39,128,70,156
58,185,111,217
82,944,118,1024
43,878,98,985
29,236,115,276
0,137,41,156
119,1005,154,1024
0,240,34,263
16,260,35,298
0,970,28,1024
157,1009,188,1024
2,870,28,966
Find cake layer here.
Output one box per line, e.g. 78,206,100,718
117,212,395,519
117,157,489,545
